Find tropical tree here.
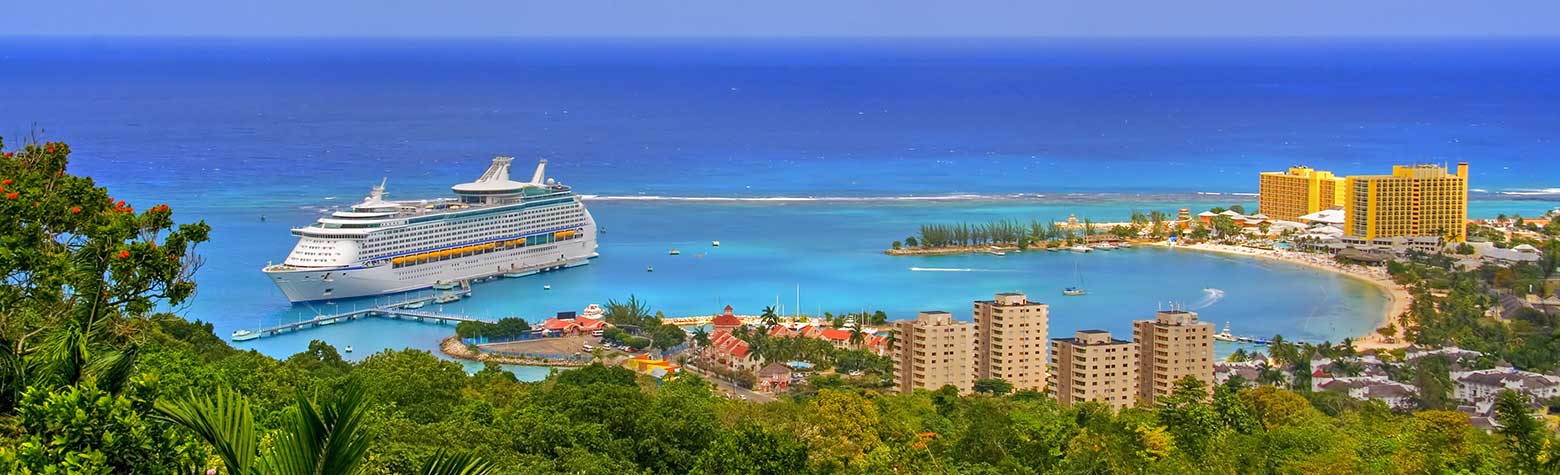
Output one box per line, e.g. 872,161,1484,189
972,378,1013,396
155,384,494,475
760,306,779,328
691,327,711,348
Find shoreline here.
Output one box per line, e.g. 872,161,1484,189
439,335,592,367
1151,242,1411,351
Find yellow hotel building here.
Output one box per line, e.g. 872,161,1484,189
1258,167,1346,222
1344,163,1469,243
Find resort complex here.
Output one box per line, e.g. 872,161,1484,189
1344,163,1471,243
1258,166,1347,222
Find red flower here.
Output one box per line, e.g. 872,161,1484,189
4,192,17,200
1,179,10,185
70,206,81,214
2,152,11,158
117,250,130,260
116,200,126,208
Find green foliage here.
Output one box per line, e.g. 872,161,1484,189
455,317,532,340
3,377,205,474
972,378,1014,396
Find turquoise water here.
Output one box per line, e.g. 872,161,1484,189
227,199,1398,373
7,38,1558,380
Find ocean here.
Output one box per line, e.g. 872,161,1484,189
2,38,1556,374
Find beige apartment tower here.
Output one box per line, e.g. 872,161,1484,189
972,293,1050,392
1133,310,1214,404
1049,330,1139,410
1258,166,1347,222
892,311,976,394
1344,163,1469,243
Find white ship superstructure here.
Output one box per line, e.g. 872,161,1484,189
263,157,598,303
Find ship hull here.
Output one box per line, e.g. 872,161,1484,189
265,238,597,303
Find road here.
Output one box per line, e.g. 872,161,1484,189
681,363,776,403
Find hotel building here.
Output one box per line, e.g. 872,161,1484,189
1344,163,1469,243
973,293,1050,392
1049,330,1138,410
1258,166,1347,223
1133,310,1215,404
892,311,976,394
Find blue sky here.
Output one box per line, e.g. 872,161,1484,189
6,0,1558,37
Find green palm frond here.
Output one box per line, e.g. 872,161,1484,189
419,450,496,475
260,384,374,475
154,388,258,475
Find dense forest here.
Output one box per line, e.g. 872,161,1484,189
3,137,1558,474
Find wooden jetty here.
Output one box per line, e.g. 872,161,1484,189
238,290,490,341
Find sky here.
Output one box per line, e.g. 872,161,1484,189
3,0,1558,38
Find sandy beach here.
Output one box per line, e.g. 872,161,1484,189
1151,242,1412,351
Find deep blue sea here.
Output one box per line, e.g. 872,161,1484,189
2,38,1556,376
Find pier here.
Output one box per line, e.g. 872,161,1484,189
236,290,490,341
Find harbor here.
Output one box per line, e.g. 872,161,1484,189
230,289,484,341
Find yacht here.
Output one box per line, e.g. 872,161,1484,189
434,292,461,304
1215,322,1238,342
1069,245,1093,253
231,329,259,341
401,300,427,310
669,249,681,255
1062,287,1086,296
711,240,721,247
262,157,599,302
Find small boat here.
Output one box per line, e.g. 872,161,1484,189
344,345,353,353
1118,242,1133,248
1214,322,1238,342
432,280,457,290
987,249,1006,256
646,265,655,272
711,241,721,247
434,292,461,304
669,249,681,255
582,304,605,319
1069,245,1093,253
231,329,259,341
1063,256,1086,296
543,284,552,291
1091,243,1116,250
402,300,427,310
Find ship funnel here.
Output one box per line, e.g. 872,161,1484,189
530,159,548,185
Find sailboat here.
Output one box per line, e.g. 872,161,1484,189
1062,257,1087,296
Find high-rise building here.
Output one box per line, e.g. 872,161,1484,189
972,293,1050,392
1344,163,1469,243
892,311,976,394
1048,330,1138,410
1258,166,1347,222
1133,309,1214,404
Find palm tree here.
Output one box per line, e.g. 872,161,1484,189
156,384,493,475
691,327,711,348
883,332,898,354
848,322,865,347
760,306,779,328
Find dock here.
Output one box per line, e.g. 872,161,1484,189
236,290,490,341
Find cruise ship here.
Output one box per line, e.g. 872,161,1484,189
263,157,598,303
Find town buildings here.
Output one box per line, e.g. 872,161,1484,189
1259,166,1347,222
1048,330,1138,410
1133,309,1215,404
1344,163,1470,243
972,293,1050,392
892,311,976,393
